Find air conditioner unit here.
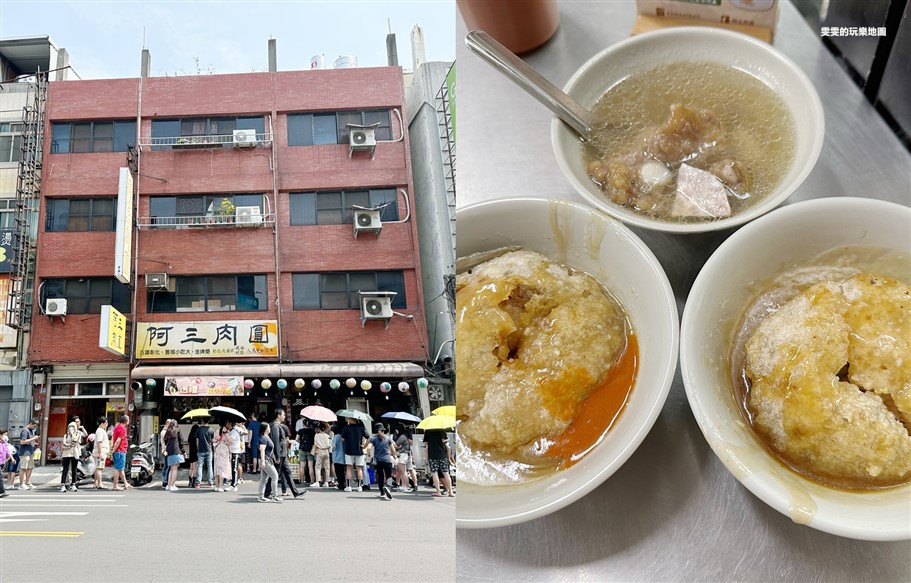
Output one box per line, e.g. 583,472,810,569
352,206,382,238
146,272,169,290
358,291,397,327
347,122,380,159
235,206,263,226
232,129,257,147
349,127,376,148
45,298,67,316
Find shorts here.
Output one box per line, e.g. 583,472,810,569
113,451,126,471
5,455,20,473
250,446,260,459
396,453,409,465
429,458,450,474
301,453,315,462
94,456,106,469
19,454,34,470
345,454,365,466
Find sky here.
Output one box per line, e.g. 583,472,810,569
0,1,455,79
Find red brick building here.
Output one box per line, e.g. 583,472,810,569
30,66,430,456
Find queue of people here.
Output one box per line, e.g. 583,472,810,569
0,409,456,499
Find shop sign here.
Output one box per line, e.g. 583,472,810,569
114,167,133,284
134,320,278,359
164,376,244,397
99,304,128,356
106,402,127,413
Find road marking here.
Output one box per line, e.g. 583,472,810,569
0,531,83,538
1,496,125,500
0,504,128,507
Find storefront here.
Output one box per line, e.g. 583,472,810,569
130,362,427,437
38,363,130,463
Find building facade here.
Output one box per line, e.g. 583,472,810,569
0,36,75,442
29,64,431,459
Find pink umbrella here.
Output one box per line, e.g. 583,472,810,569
300,405,337,423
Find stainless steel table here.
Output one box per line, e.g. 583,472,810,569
455,1,911,581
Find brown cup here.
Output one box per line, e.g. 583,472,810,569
458,0,560,54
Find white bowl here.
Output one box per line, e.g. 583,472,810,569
552,27,825,233
681,197,911,541
456,198,679,529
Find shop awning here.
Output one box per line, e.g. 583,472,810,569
130,362,425,379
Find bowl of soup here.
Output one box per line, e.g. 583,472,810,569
456,198,678,529
552,27,824,233
681,197,911,541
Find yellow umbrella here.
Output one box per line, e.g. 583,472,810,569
417,415,456,431
431,405,456,417
181,408,210,420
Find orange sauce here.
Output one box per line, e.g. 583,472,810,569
545,334,639,467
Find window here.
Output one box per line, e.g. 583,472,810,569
0,123,24,164
43,277,131,314
0,199,15,230
45,198,115,232
287,109,392,146
50,381,124,398
50,121,136,153
147,275,267,313
151,116,264,149
292,271,406,310
148,194,264,226
289,188,398,225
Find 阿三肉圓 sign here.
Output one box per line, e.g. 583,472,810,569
134,320,277,359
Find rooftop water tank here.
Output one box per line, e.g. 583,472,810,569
334,55,358,69
310,54,325,70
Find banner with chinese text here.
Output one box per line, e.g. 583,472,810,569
164,376,244,397
134,320,278,359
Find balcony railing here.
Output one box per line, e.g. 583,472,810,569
138,131,273,151
136,212,276,229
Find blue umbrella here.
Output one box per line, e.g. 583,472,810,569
381,411,422,423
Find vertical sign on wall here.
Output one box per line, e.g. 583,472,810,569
115,167,133,284
99,304,127,356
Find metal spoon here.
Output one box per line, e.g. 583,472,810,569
465,30,599,139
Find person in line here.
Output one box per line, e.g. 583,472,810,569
265,409,304,500
331,423,346,490
423,430,455,498
229,420,244,491
4,428,19,489
311,423,332,488
196,419,215,488
235,420,247,486
159,421,169,488
92,417,110,490
110,414,131,491
257,422,280,503
369,424,398,501
341,416,369,492
296,415,317,486
60,415,87,492
213,422,233,492
17,418,39,490
187,420,199,488
0,428,11,498
247,412,260,474
164,419,185,491
392,424,413,492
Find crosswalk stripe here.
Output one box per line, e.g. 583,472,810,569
0,504,128,507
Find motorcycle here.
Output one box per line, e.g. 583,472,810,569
128,436,156,487
75,444,96,484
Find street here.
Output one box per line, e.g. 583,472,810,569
0,466,455,582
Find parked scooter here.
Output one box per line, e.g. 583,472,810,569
75,444,96,484
128,436,156,487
